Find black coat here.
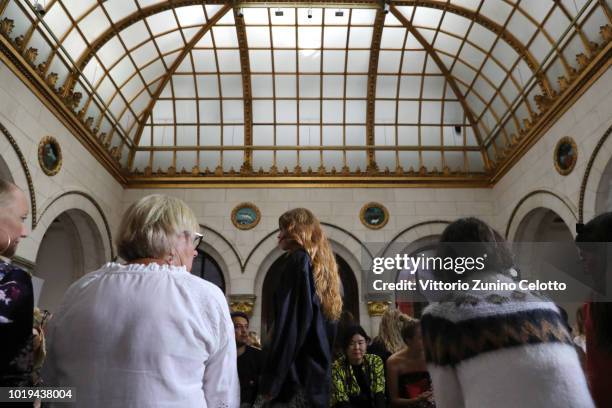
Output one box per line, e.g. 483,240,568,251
260,248,337,407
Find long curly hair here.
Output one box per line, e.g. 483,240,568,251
279,208,342,321
373,308,410,354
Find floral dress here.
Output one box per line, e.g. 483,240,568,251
0,260,34,386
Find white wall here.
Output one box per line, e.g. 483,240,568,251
0,61,124,264
496,66,612,241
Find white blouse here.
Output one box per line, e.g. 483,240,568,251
43,262,239,408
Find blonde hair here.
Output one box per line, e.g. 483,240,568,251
248,331,262,349
374,308,410,354
279,208,342,321
117,194,199,261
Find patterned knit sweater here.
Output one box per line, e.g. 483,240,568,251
421,273,594,408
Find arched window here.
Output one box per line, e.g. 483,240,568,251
191,249,226,293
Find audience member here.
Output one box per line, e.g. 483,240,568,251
42,194,239,407
232,312,263,407
574,307,586,353
386,317,434,407
248,331,262,349
331,325,385,408
421,217,593,408
368,308,407,366
0,179,33,388
258,208,342,407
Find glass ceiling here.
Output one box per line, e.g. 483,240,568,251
1,0,610,176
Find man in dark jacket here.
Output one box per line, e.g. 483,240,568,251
232,312,263,407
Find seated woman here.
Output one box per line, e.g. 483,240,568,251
42,194,239,407
332,325,386,408
386,316,434,407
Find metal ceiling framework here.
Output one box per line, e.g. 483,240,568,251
0,0,610,187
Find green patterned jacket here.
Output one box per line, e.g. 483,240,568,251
331,353,385,407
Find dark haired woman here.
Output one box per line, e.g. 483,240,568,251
421,217,593,408
386,317,434,407
331,325,386,408
258,208,343,407
575,212,612,408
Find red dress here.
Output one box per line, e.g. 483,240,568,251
583,302,612,407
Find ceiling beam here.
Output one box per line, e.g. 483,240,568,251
127,4,232,169
72,0,550,96
233,6,254,173
365,8,386,173
393,0,553,97
390,5,491,171
74,0,228,72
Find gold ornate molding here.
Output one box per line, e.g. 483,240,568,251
231,202,261,230
229,294,257,317
367,300,392,317
38,135,62,177
360,202,389,230
553,136,578,176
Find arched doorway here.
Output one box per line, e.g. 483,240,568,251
395,235,439,318
191,249,226,293
34,209,105,312
596,156,612,215
513,208,584,326
260,253,359,338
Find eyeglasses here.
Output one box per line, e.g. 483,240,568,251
193,232,204,249
348,340,367,348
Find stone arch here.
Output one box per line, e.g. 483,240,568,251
579,124,612,223
0,121,36,228
197,239,232,295
505,190,578,242
199,224,241,290
34,208,106,312
381,220,450,258
511,206,584,326
31,191,113,262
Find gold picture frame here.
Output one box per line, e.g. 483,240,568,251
553,136,578,176
360,202,389,230
231,202,261,230
38,136,62,176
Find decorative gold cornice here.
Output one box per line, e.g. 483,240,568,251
367,300,392,317
229,294,257,317
0,33,127,185
490,37,612,184
365,9,385,173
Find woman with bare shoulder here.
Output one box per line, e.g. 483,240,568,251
386,316,434,408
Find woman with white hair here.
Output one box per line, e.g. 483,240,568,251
43,194,239,407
